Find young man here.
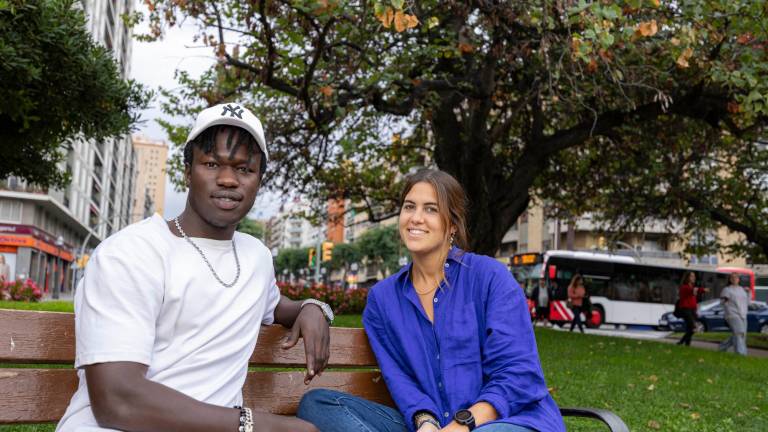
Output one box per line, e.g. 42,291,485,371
56,103,331,432
719,273,750,356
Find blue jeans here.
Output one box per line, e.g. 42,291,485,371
297,389,535,432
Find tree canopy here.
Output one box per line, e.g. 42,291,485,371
237,217,266,239
0,0,150,188
145,0,768,255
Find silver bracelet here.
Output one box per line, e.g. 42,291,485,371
414,412,440,429
301,298,335,324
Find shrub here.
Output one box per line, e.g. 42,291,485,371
1,279,43,302
278,282,368,315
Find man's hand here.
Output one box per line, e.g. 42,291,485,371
282,304,330,384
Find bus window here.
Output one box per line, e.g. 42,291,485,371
647,270,680,304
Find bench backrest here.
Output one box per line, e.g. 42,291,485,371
0,309,392,424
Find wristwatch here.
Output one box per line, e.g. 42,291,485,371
301,298,335,324
454,409,476,431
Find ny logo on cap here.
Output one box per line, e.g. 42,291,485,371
221,104,244,119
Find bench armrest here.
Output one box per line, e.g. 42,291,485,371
559,407,629,432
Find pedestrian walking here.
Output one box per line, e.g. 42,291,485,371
568,274,586,333
719,273,749,355
532,278,550,325
676,271,707,346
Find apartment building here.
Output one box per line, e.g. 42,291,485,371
131,135,168,222
0,0,137,297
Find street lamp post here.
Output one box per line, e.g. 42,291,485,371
53,235,64,299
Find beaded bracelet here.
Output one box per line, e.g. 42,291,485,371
234,405,253,432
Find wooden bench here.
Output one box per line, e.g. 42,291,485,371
0,309,628,431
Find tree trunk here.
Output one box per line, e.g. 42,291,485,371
430,92,543,256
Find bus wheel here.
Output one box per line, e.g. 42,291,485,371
587,306,604,329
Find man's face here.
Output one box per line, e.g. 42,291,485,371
186,129,262,231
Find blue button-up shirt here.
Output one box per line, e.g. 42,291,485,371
363,248,565,432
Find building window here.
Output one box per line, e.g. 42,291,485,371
0,199,22,223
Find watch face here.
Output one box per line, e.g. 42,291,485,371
455,409,472,423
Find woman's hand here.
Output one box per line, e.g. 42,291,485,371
439,422,468,431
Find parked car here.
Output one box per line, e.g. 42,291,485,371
659,299,768,334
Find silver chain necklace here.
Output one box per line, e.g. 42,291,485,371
173,217,240,288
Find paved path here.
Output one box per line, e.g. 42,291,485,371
541,323,768,358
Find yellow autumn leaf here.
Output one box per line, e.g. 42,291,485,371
404,14,419,29
650,0,660,7
690,412,701,420
319,86,334,97
649,375,658,382
376,7,394,28
648,420,661,430
458,42,475,53
393,10,407,33
677,47,693,68
637,20,658,37
427,16,439,29
647,384,655,391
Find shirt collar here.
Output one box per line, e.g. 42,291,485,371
396,246,466,288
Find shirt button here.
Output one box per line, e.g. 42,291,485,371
438,382,443,388
445,263,450,268
436,354,440,360
444,412,450,418
434,297,438,303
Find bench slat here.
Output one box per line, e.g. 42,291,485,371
0,309,377,367
0,369,392,424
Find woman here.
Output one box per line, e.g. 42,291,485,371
567,275,586,333
677,271,706,346
298,169,564,432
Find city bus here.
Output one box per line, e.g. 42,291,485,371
510,251,755,328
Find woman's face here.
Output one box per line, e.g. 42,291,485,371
399,182,450,257
688,273,696,284
730,274,740,285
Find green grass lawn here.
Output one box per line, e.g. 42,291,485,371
670,331,768,350
0,300,74,312
2,307,766,431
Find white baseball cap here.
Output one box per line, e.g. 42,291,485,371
185,103,268,162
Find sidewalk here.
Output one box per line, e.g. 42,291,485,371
660,336,768,359
541,322,768,359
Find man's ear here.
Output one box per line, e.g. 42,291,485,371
184,164,191,187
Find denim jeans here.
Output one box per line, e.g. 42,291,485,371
297,389,535,432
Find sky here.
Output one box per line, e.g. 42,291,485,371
129,3,280,221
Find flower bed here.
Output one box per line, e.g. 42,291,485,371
0,278,43,302
278,282,368,315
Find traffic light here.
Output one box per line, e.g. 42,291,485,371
308,248,316,267
322,241,334,262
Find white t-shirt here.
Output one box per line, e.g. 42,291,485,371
720,284,749,320
56,214,280,431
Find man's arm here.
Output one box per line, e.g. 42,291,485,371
273,295,330,383
85,362,317,432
